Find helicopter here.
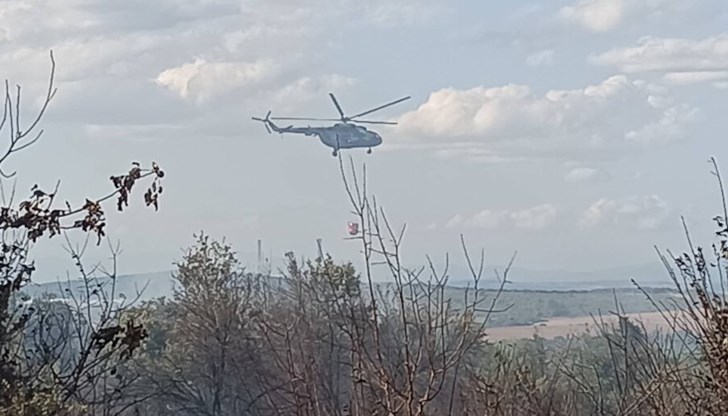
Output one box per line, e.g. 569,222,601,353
252,93,410,156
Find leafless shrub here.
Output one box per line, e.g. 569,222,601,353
0,51,165,414
275,156,515,416
627,156,728,414
18,236,155,415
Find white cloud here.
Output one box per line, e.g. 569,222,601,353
447,204,560,231
430,146,529,163
272,74,358,108
526,49,555,67
239,0,448,31
84,123,184,141
559,0,625,33
155,58,278,104
579,195,670,229
0,0,241,48
398,76,630,138
558,0,700,33
0,0,368,107
0,34,167,84
445,214,467,229
663,71,728,85
469,210,508,229
625,104,701,145
0,0,452,130
510,204,560,230
393,75,697,160
565,167,611,183
364,1,449,27
593,34,728,85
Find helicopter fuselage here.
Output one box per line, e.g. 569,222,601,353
269,122,382,155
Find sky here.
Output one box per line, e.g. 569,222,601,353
2,0,728,282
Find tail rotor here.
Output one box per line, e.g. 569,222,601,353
252,111,272,133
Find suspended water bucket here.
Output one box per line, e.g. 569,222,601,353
347,222,359,236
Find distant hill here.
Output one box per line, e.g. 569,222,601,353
22,266,682,328
25,257,676,301
443,263,674,291
23,271,176,303
24,262,674,304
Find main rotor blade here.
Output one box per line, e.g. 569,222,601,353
270,117,341,121
349,96,411,120
329,93,346,119
351,120,398,125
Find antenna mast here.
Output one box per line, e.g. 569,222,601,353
257,239,262,274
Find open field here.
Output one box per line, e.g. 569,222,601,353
485,310,682,341
458,287,682,327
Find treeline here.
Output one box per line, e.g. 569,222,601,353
8,228,727,416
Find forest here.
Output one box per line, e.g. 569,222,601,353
3,55,728,416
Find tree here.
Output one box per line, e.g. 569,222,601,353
253,252,365,416
130,233,267,416
0,51,165,414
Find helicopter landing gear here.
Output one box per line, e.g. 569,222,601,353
367,147,372,154
332,149,338,157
